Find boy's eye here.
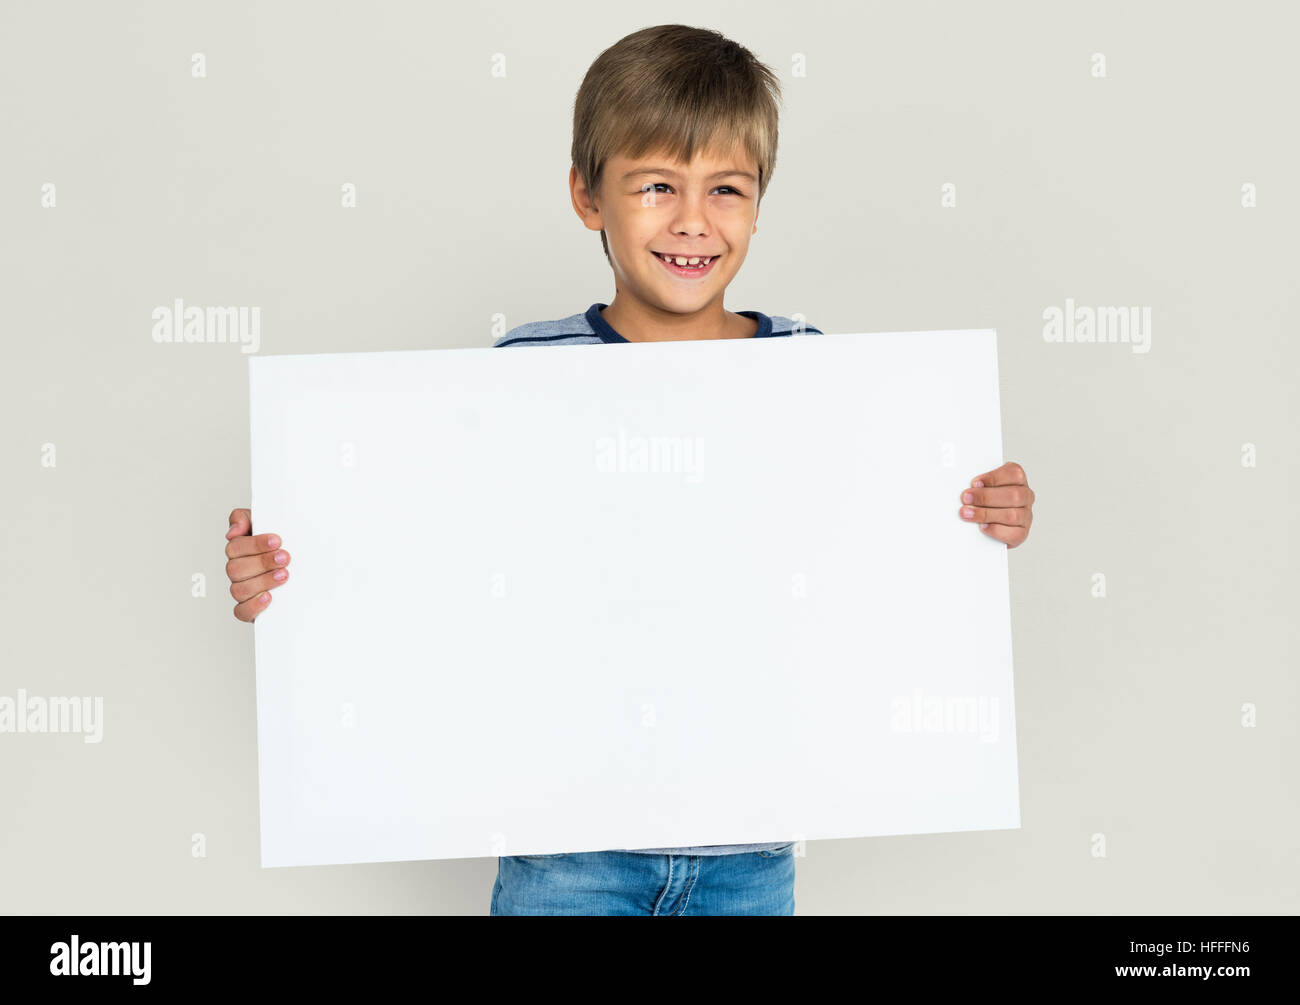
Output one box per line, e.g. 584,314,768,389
642,183,741,196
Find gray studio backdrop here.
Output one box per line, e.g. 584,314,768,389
2,1,1296,914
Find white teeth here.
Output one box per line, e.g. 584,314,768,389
658,253,713,267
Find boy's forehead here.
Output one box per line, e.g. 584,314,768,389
610,146,758,178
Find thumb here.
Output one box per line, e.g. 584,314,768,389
226,508,252,539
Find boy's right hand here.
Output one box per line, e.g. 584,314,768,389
225,508,291,622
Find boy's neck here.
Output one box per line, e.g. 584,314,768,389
599,296,758,342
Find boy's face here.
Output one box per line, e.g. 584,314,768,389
572,145,760,315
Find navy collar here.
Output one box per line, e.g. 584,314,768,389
585,303,776,343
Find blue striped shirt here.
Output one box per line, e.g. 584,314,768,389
493,302,825,856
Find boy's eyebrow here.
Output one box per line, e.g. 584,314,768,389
622,167,758,182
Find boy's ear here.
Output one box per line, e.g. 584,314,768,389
570,165,604,233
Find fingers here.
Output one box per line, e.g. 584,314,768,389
230,566,290,603
232,589,274,623
223,507,289,622
969,461,1027,488
226,546,291,585
962,462,1034,546
959,504,1029,527
227,508,252,540
229,555,288,622
225,531,282,560
961,484,1035,509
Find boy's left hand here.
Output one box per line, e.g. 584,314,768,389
959,461,1034,548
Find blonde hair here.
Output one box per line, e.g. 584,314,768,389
571,25,783,263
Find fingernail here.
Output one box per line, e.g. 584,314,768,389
979,523,988,529
274,551,288,565
272,569,287,581
961,507,974,518
974,480,985,488
260,592,271,604
962,492,973,504
266,535,281,549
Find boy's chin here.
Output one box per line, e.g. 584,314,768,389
642,287,719,314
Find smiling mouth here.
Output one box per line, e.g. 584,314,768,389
651,251,720,276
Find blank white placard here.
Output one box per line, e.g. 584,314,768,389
248,330,1019,867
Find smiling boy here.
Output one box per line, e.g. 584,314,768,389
223,23,1035,915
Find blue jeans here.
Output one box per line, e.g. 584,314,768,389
490,845,797,916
